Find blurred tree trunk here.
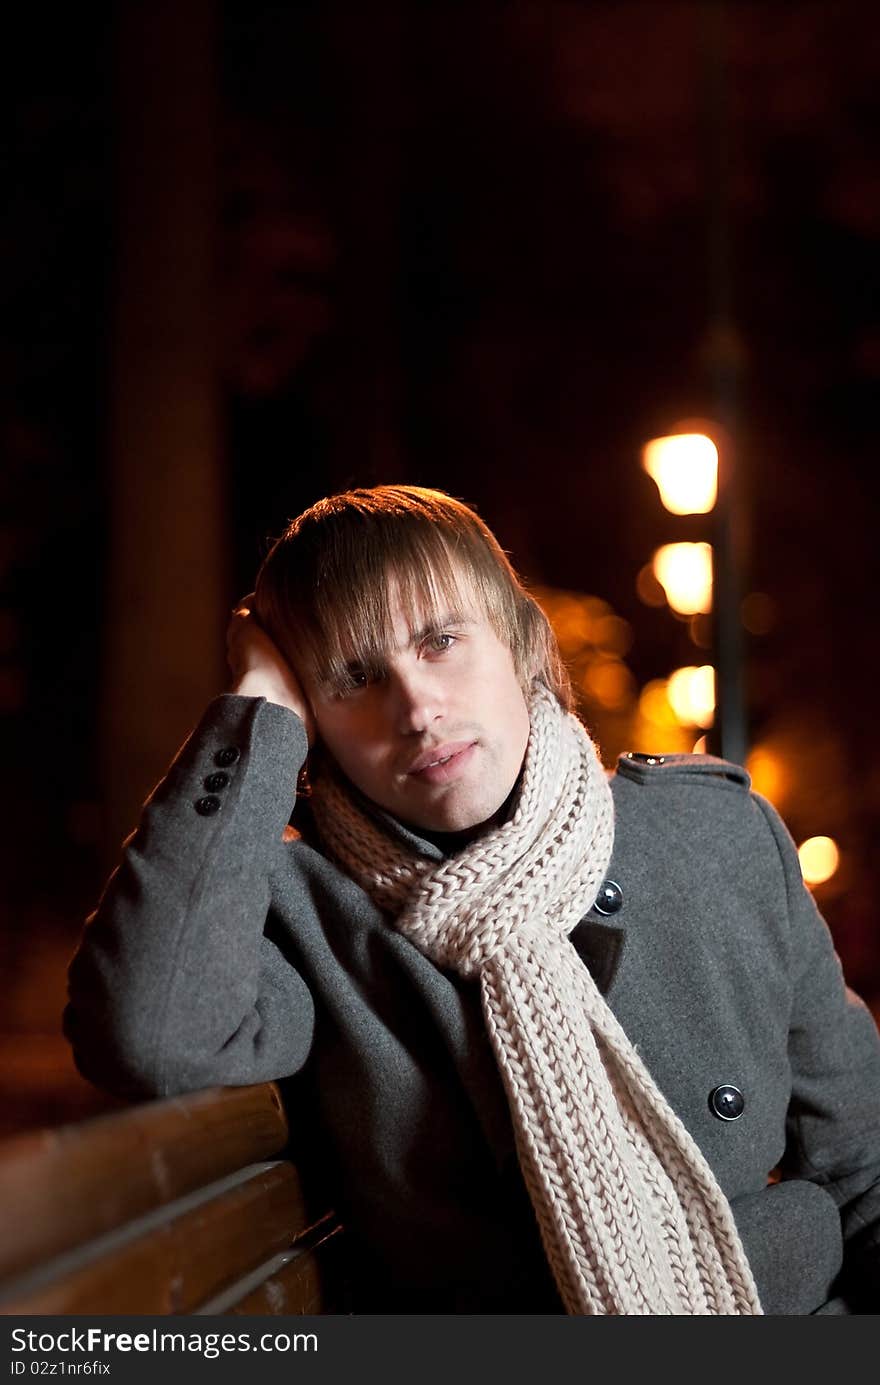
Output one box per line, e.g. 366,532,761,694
101,0,226,857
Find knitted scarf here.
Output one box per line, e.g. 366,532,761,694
309,683,762,1315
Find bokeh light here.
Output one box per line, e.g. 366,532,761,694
636,562,667,608
746,746,788,804
631,678,694,754
798,836,840,886
666,665,715,728
652,543,713,615
638,678,679,729
642,433,718,514
582,658,635,711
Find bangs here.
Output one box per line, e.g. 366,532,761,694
253,484,572,709
308,529,484,693
256,504,516,694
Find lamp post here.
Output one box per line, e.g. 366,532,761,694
699,0,748,766
708,422,748,765
636,2,749,766
641,429,746,763
642,433,718,515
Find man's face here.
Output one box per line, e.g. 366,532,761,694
305,583,531,835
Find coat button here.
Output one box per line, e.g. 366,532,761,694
215,746,240,767
709,1085,745,1121
204,771,230,793
195,795,222,816
593,879,623,916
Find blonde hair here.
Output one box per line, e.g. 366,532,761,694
253,485,573,709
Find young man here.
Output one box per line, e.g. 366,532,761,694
65,485,880,1314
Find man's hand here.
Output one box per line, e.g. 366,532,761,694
226,597,316,743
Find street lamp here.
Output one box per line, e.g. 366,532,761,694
798,836,840,887
652,542,713,616
641,424,745,763
642,434,718,514
666,665,716,729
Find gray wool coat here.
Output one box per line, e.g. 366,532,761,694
64,694,880,1314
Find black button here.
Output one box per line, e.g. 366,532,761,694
215,747,240,767
709,1085,745,1121
204,771,230,793
593,879,623,916
195,795,222,816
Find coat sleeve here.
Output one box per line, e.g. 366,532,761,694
754,793,880,1311
64,694,316,1099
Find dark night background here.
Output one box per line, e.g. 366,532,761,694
1,0,878,1138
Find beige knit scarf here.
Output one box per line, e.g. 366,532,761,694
309,683,762,1315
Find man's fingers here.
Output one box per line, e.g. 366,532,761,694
231,591,256,619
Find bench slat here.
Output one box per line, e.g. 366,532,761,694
0,1161,311,1315
0,1084,289,1285
221,1225,347,1315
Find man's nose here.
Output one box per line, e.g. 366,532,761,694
388,664,444,734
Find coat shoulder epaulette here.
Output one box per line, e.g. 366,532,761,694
614,751,751,791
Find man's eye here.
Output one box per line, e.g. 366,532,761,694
329,666,370,698
346,668,369,689
427,633,456,653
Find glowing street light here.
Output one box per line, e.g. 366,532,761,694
642,433,718,514
798,836,840,887
639,418,744,764
652,542,713,615
666,665,716,728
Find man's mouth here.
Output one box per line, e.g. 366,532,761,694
406,740,477,778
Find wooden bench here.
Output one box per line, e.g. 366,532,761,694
0,1082,347,1315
